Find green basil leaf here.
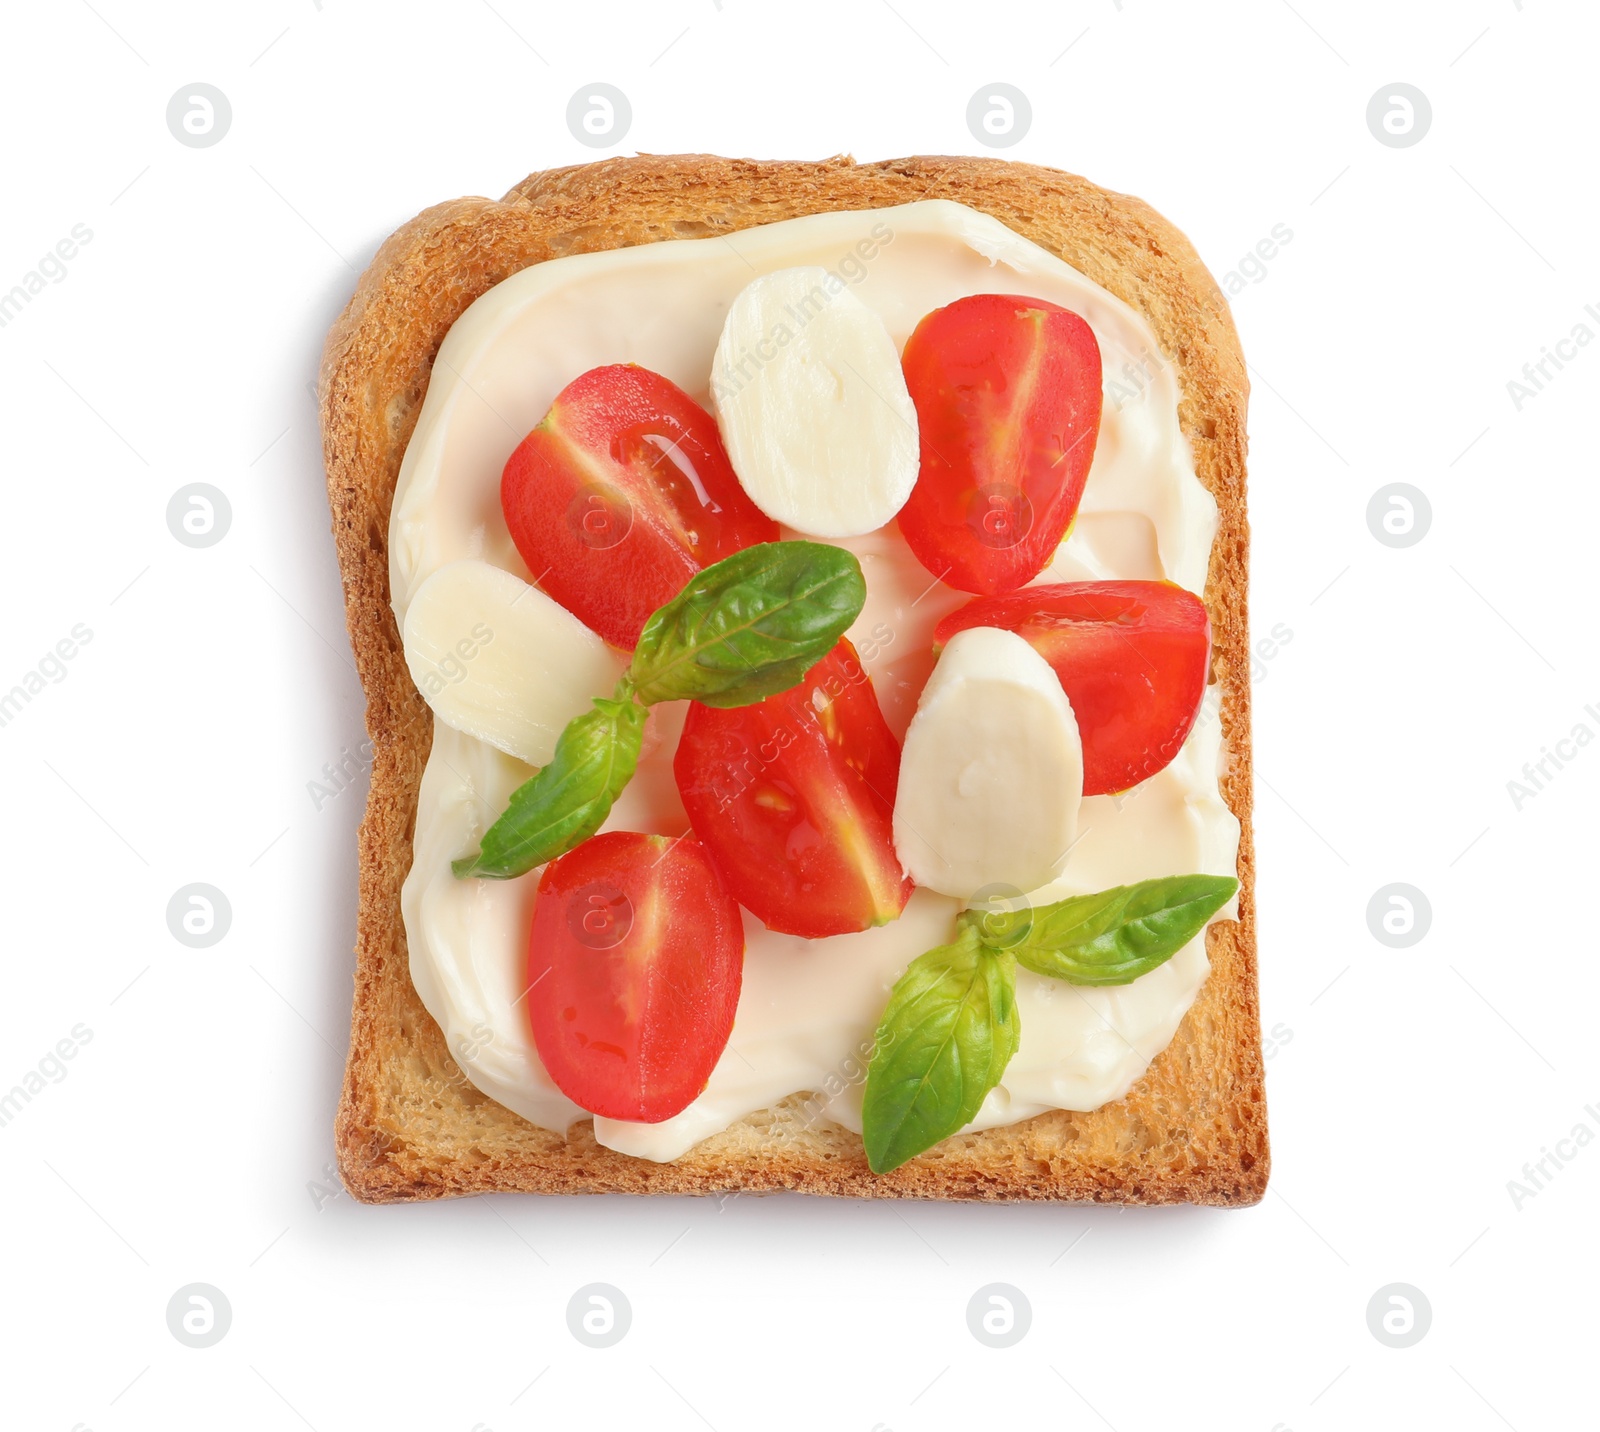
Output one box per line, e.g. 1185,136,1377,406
451,685,647,880
973,874,1237,986
861,925,1020,1175
629,541,866,709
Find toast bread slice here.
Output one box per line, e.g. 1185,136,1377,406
320,154,1267,1205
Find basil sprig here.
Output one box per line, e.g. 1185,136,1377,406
960,874,1239,987
630,542,867,708
452,680,647,879
452,541,865,880
862,873,1237,1173
861,925,1020,1176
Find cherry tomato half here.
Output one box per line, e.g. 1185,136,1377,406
898,293,1103,596
502,364,779,649
673,640,912,938
933,581,1211,796
526,831,744,1123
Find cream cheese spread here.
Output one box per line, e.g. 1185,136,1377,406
389,200,1240,1163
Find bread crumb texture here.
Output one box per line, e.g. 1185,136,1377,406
320,154,1267,1205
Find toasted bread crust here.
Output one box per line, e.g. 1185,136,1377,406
321,154,1266,1206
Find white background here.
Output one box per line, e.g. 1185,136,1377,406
2,1,1595,1428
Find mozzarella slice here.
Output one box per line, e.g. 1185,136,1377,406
894,627,1084,899
710,265,918,537
401,559,625,766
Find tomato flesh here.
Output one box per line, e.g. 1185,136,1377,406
673,640,912,938
933,581,1211,796
526,831,744,1123
501,364,779,649
898,293,1103,596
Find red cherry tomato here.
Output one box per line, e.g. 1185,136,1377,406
673,640,912,938
502,364,779,649
898,293,1103,596
526,831,744,1123
933,581,1211,796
